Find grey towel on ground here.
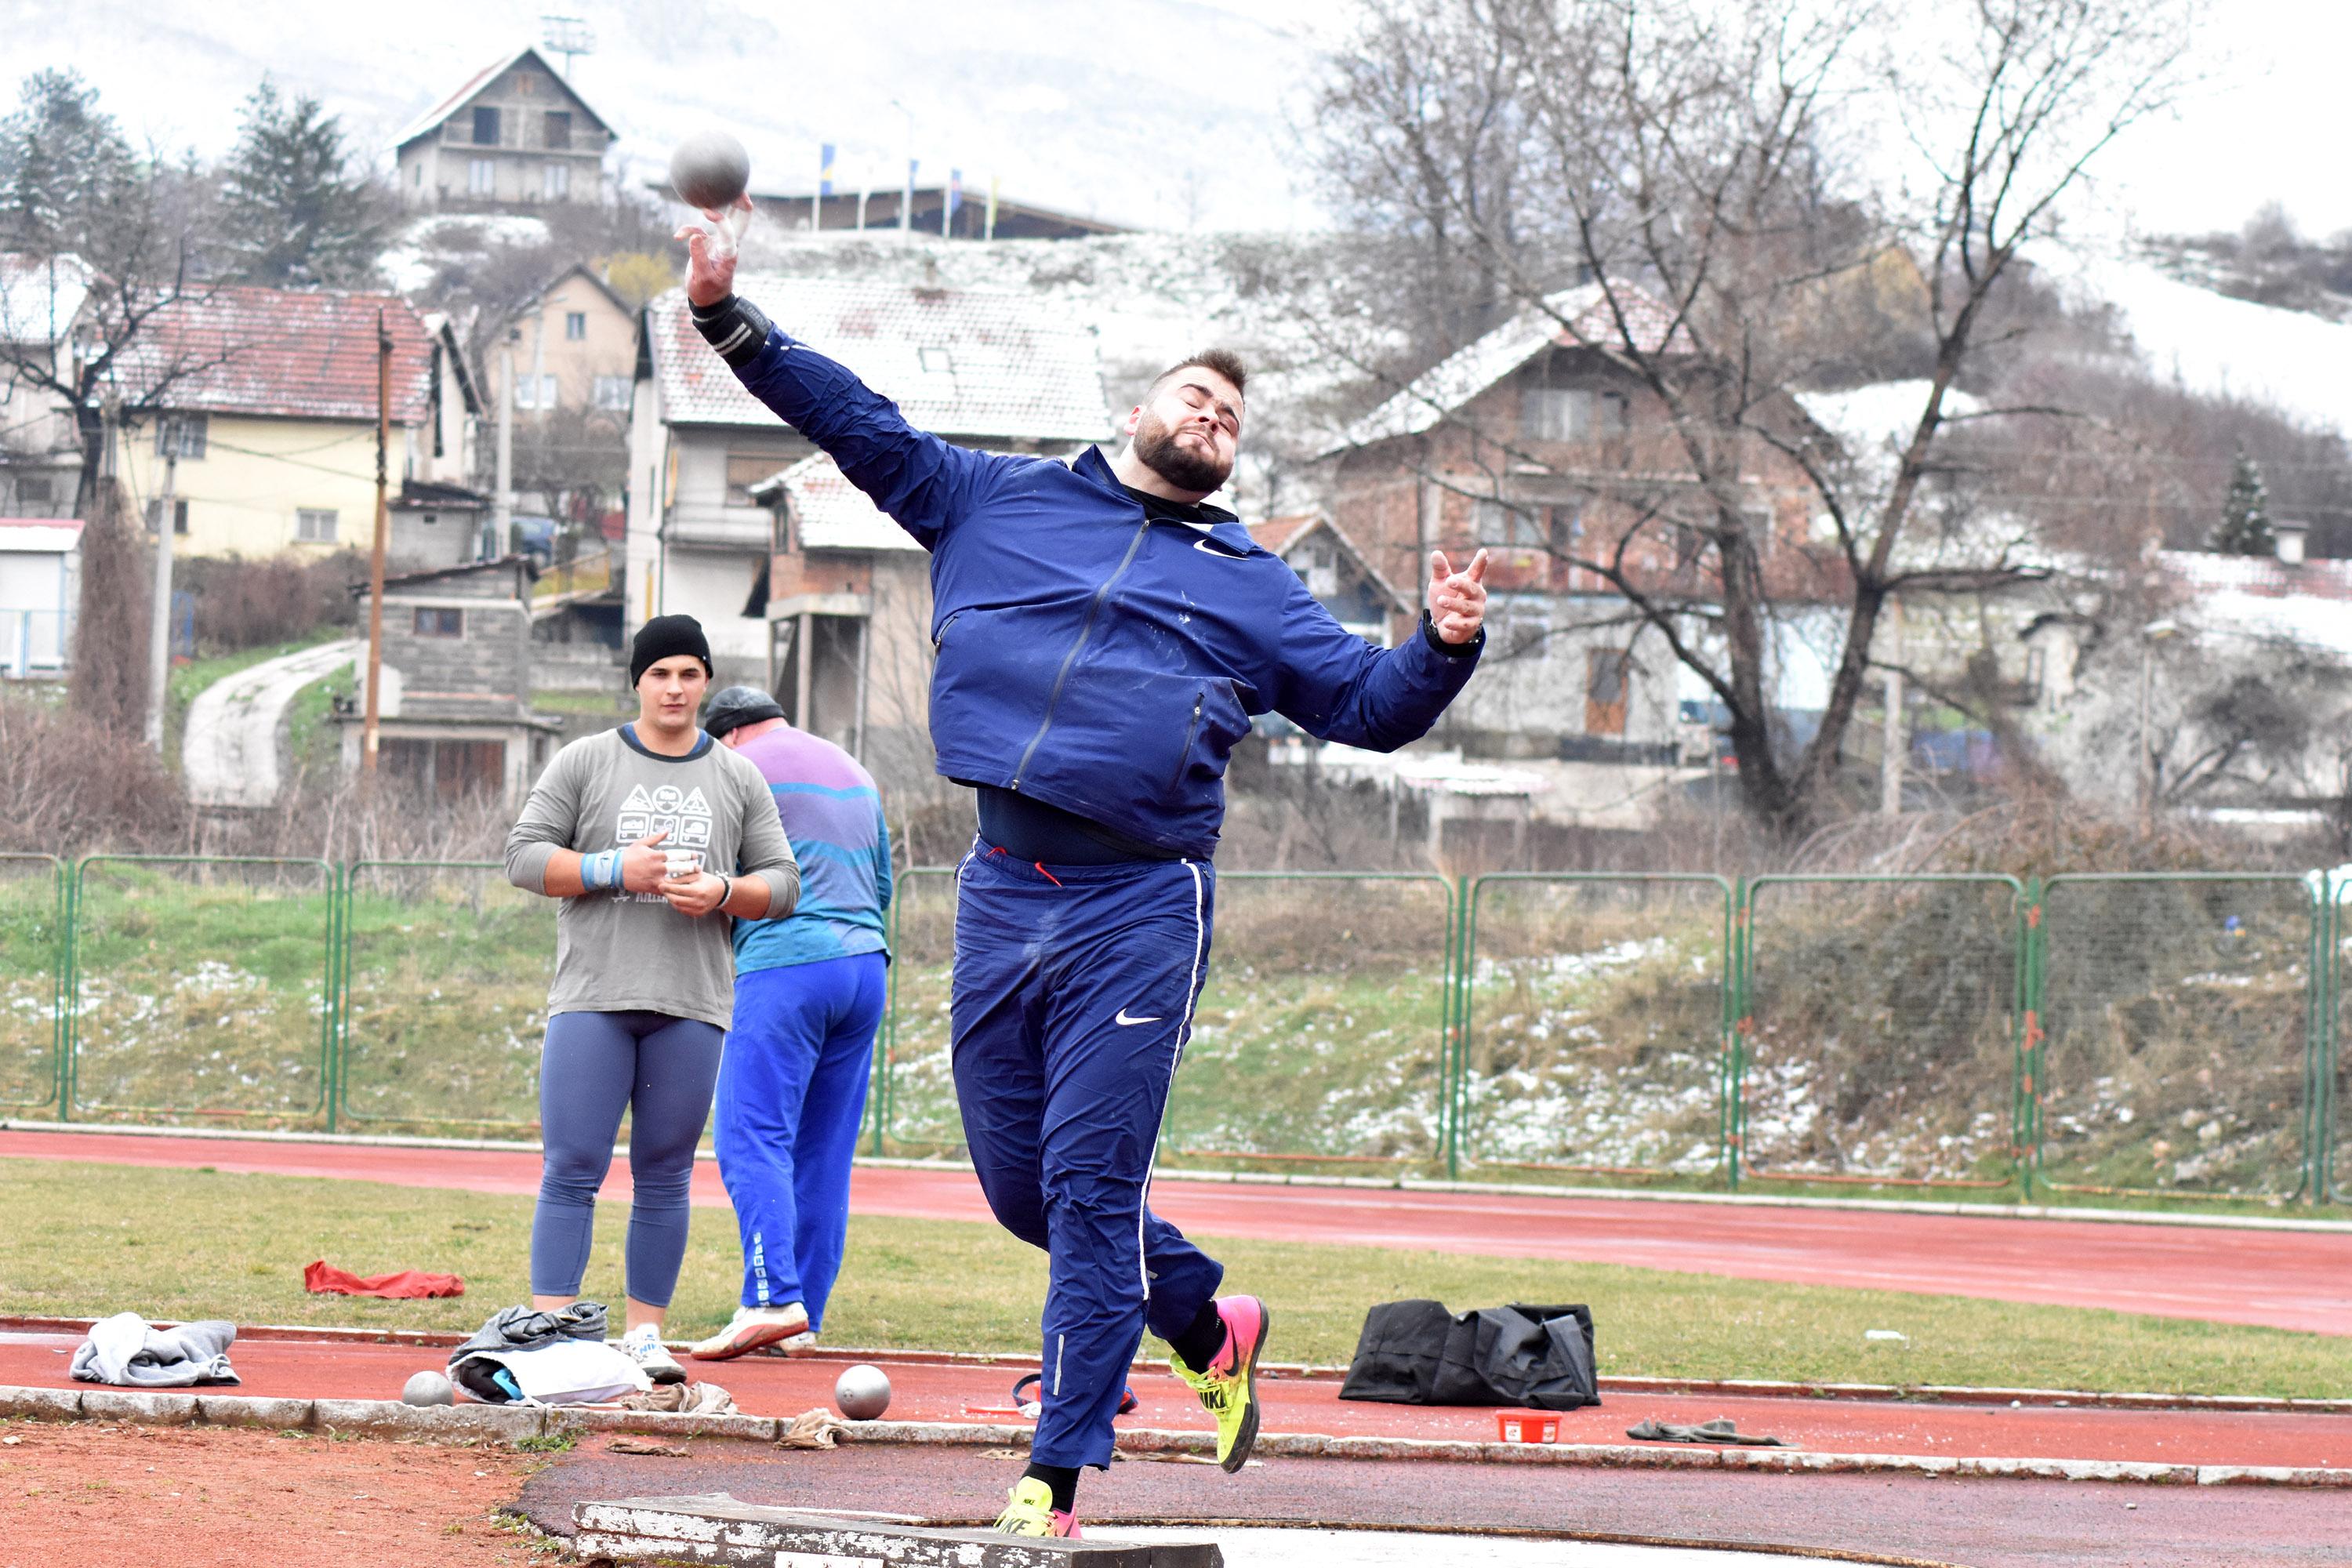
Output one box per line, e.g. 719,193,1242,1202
1625,1417,1788,1446
447,1301,609,1367
69,1312,240,1387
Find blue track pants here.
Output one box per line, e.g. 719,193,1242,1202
532,1009,724,1307
715,953,888,1327
950,842,1225,1470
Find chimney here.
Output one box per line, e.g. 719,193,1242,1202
2276,519,2309,567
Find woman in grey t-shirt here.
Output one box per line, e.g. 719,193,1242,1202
504,615,798,1381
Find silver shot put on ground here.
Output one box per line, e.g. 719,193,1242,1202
833,1363,891,1420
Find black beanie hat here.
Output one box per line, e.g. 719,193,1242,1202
703,684,786,739
630,614,713,687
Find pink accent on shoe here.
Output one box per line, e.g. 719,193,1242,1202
1053,1512,1082,1539
1210,1294,1266,1377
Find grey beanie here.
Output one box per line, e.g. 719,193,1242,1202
703,684,787,739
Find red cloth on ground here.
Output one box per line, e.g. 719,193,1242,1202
302,1259,465,1299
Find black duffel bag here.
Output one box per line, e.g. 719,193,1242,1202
1338,1299,1598,1410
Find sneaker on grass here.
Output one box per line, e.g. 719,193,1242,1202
689,1304,810,1361
993,1477,1080,1538
1168,1294,1270,1472
619,1322,687,1385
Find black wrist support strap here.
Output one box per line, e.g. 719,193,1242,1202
690,294,774,368
1421,610,1483,658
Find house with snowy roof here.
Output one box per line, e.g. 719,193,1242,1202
629,273,1112,759
1319,281,1832,769
393,46,615,212
107,286,482,564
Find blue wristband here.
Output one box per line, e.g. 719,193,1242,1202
581,849,621,891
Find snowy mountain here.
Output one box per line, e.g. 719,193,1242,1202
12,0,1329,234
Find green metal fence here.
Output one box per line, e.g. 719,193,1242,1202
64,855,337,1123
339,860,555,1134
1737,875,2026,1189
8,850,2346,1203
1163,871,1456,1172
2035,873,2321,1203
1457,873,1732,1184
0,853,64,1112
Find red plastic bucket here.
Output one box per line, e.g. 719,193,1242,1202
1495,1410,1560,1443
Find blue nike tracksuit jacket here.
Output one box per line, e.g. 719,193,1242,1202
707,296,1480,1468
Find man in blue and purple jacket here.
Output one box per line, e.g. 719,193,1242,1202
688,685,892,1367
678,201,1488,1537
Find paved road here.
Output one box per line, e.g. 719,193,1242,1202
181,639,356,808
5,1129,2349,1334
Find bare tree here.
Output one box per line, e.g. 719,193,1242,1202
1308,0,2198,831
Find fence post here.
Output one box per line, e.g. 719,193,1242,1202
323,863,343,1134
1446,873,1470,1181
2307,873,2333,1206
57,857,82,1122
1722,878,1749,1192
873,880,898,1158
2015,878,2042,1203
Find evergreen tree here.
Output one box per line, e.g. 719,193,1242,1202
216,79,393,288
2212,450,2275,556
0,68,137,260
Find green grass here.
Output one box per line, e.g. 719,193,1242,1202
1,1160,2345,1399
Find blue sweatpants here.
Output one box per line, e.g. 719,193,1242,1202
715,953,888,1327
950,842,1225,1470
532,1009,725,1308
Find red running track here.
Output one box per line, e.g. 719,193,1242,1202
4,1130,2349,1335
3,1329,2345,1470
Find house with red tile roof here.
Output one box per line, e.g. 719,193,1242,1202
628,274,1111,757
107,286,483,566
393,46,615,212
1245,512,1414,646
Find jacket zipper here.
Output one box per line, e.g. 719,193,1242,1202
933,612,960,651
1011,517,1154,789
1171,690,1203,793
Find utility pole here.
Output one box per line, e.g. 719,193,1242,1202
143,425,180,751
361,313,391,775
1878,595,1904,817
495,336,516,558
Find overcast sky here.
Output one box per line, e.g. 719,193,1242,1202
9,0,2344,244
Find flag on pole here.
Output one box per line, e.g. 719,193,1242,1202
985,175,1000,241
902,158,917,234
946,168,962,236
818,143,836,197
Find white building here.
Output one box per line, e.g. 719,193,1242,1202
0,517,80,678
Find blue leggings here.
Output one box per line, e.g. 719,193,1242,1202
715,953,888,1327
531,1009,724,1308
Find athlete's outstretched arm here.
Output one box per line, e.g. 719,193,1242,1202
678,211,1007,550
1269,552,1487,753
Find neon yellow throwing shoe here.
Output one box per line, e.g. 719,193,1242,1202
993,1476,1080,1538
1169,1294,1270,1472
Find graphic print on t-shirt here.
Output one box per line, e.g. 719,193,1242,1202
615,782,713,899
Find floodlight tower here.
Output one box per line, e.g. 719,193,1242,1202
541,15,597,78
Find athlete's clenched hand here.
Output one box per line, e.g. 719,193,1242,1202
1428,549,1490,644
619,829,672,894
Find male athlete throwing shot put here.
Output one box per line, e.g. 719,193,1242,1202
680,200,1487,1537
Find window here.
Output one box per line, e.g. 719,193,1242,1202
296,508,338,543
513,374,559,410
156,412,207,460
143,497,189,535
543,110,572,150
1585,649,1632,736
543,162,569,199
16,475,52,505
726,453,782,506
1474,498,1548,548
468,158,495,195
593,375,631,410
918,347,955,374
564,310,587,341
412,607,463,638
472,106,500,146
412,161,423,187
1521,385,1632,443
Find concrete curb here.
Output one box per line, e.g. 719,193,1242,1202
6,1318,2340,1417
3,1385,2345,1488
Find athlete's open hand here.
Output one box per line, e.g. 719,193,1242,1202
677,194,752,307
619,829,672,894
1428,549,1490,644
659,870,729,917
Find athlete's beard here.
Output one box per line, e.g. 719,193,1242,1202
1131,408,1232,495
